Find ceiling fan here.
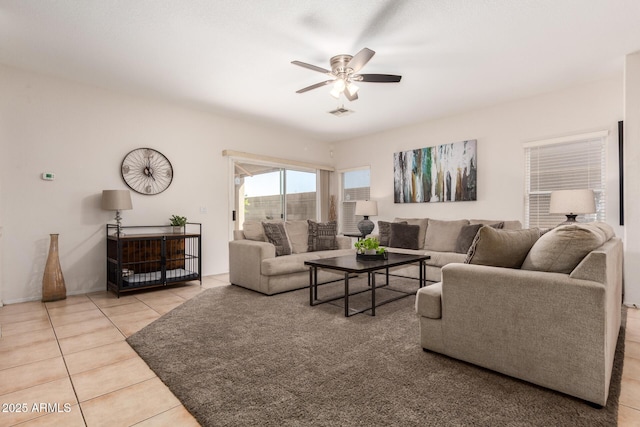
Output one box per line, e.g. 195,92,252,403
292,47,402,101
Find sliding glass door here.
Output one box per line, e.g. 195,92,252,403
233,161,317,228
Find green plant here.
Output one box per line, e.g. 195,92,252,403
169,215,187,226
354,237,386,254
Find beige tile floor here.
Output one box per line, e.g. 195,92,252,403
0,274,228,426
1,276,640,426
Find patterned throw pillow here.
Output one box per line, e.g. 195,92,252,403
307,220,338,252
262,222,292,257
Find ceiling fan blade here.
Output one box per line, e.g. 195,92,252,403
296,80,334,94
356,74,402,83
347,48,375,73
291,60,332,75
344,90,358,102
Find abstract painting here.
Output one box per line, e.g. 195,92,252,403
394,139,477,203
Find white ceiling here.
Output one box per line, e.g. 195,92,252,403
2,0,640,142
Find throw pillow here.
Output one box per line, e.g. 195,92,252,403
307,220,338,251
378,220,407,246
389,223,421,250
465,226,540,269
262,222,292,257
521,223,609,274
394,218,429,248
455,222,505,254
424,219,470,252
454,224,483,254
242,220,266,241
284,220,309,254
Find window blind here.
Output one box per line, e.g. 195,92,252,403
340,168,371,233
524,133,606,228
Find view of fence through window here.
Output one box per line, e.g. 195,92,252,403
235,162,317,225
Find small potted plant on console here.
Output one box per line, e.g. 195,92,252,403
355,237,388,260
169,215,187,233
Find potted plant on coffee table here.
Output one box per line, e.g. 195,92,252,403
354,237,387,260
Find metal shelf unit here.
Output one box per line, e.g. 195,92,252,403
106,223,202,297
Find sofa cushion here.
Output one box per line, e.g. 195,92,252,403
425,251,468,267
261,248,354,276
285,220,309,254
469,219,521,230
521,223,611,274
394,218,429,248
307,220,338,251
242,220,267,241
465,226,540,268
415,282,443,319
424,219,470,252
378,220,407,246
262,222,292,256
389,223,421,250
261,252,318,276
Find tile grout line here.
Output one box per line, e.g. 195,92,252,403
128,403,186,426
44,300,90,427
83,291,192,425
87,294,135,339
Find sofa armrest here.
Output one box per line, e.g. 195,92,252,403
229,239,276,288
439,262,619,405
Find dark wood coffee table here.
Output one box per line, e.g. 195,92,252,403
304,253,430,317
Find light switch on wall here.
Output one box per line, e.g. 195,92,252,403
200,206,208,214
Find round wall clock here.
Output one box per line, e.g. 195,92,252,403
121,148,173,195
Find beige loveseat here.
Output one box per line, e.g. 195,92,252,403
415,222,623,406
229,220,354,295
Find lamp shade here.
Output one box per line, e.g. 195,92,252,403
101,190,133,211
355,200,378,217
549,189,595,214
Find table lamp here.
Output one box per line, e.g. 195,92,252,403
355,200,378,237
101,190,133,235
549,189,595,225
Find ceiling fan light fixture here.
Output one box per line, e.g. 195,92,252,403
346,82,359,96
292,47,402,102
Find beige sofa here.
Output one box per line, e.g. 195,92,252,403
415,223,623,406
229,220,354,295
229,217,520,295
378,218,522,282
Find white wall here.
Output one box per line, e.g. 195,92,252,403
333,77,622,225
0,64,331,304
624,52,640,306
1,64,632,304
333,76,629,294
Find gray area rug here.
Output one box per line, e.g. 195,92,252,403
127,279,625,426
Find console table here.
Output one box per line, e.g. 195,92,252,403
106,223,202,297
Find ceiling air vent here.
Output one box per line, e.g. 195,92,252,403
328,106,354,117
